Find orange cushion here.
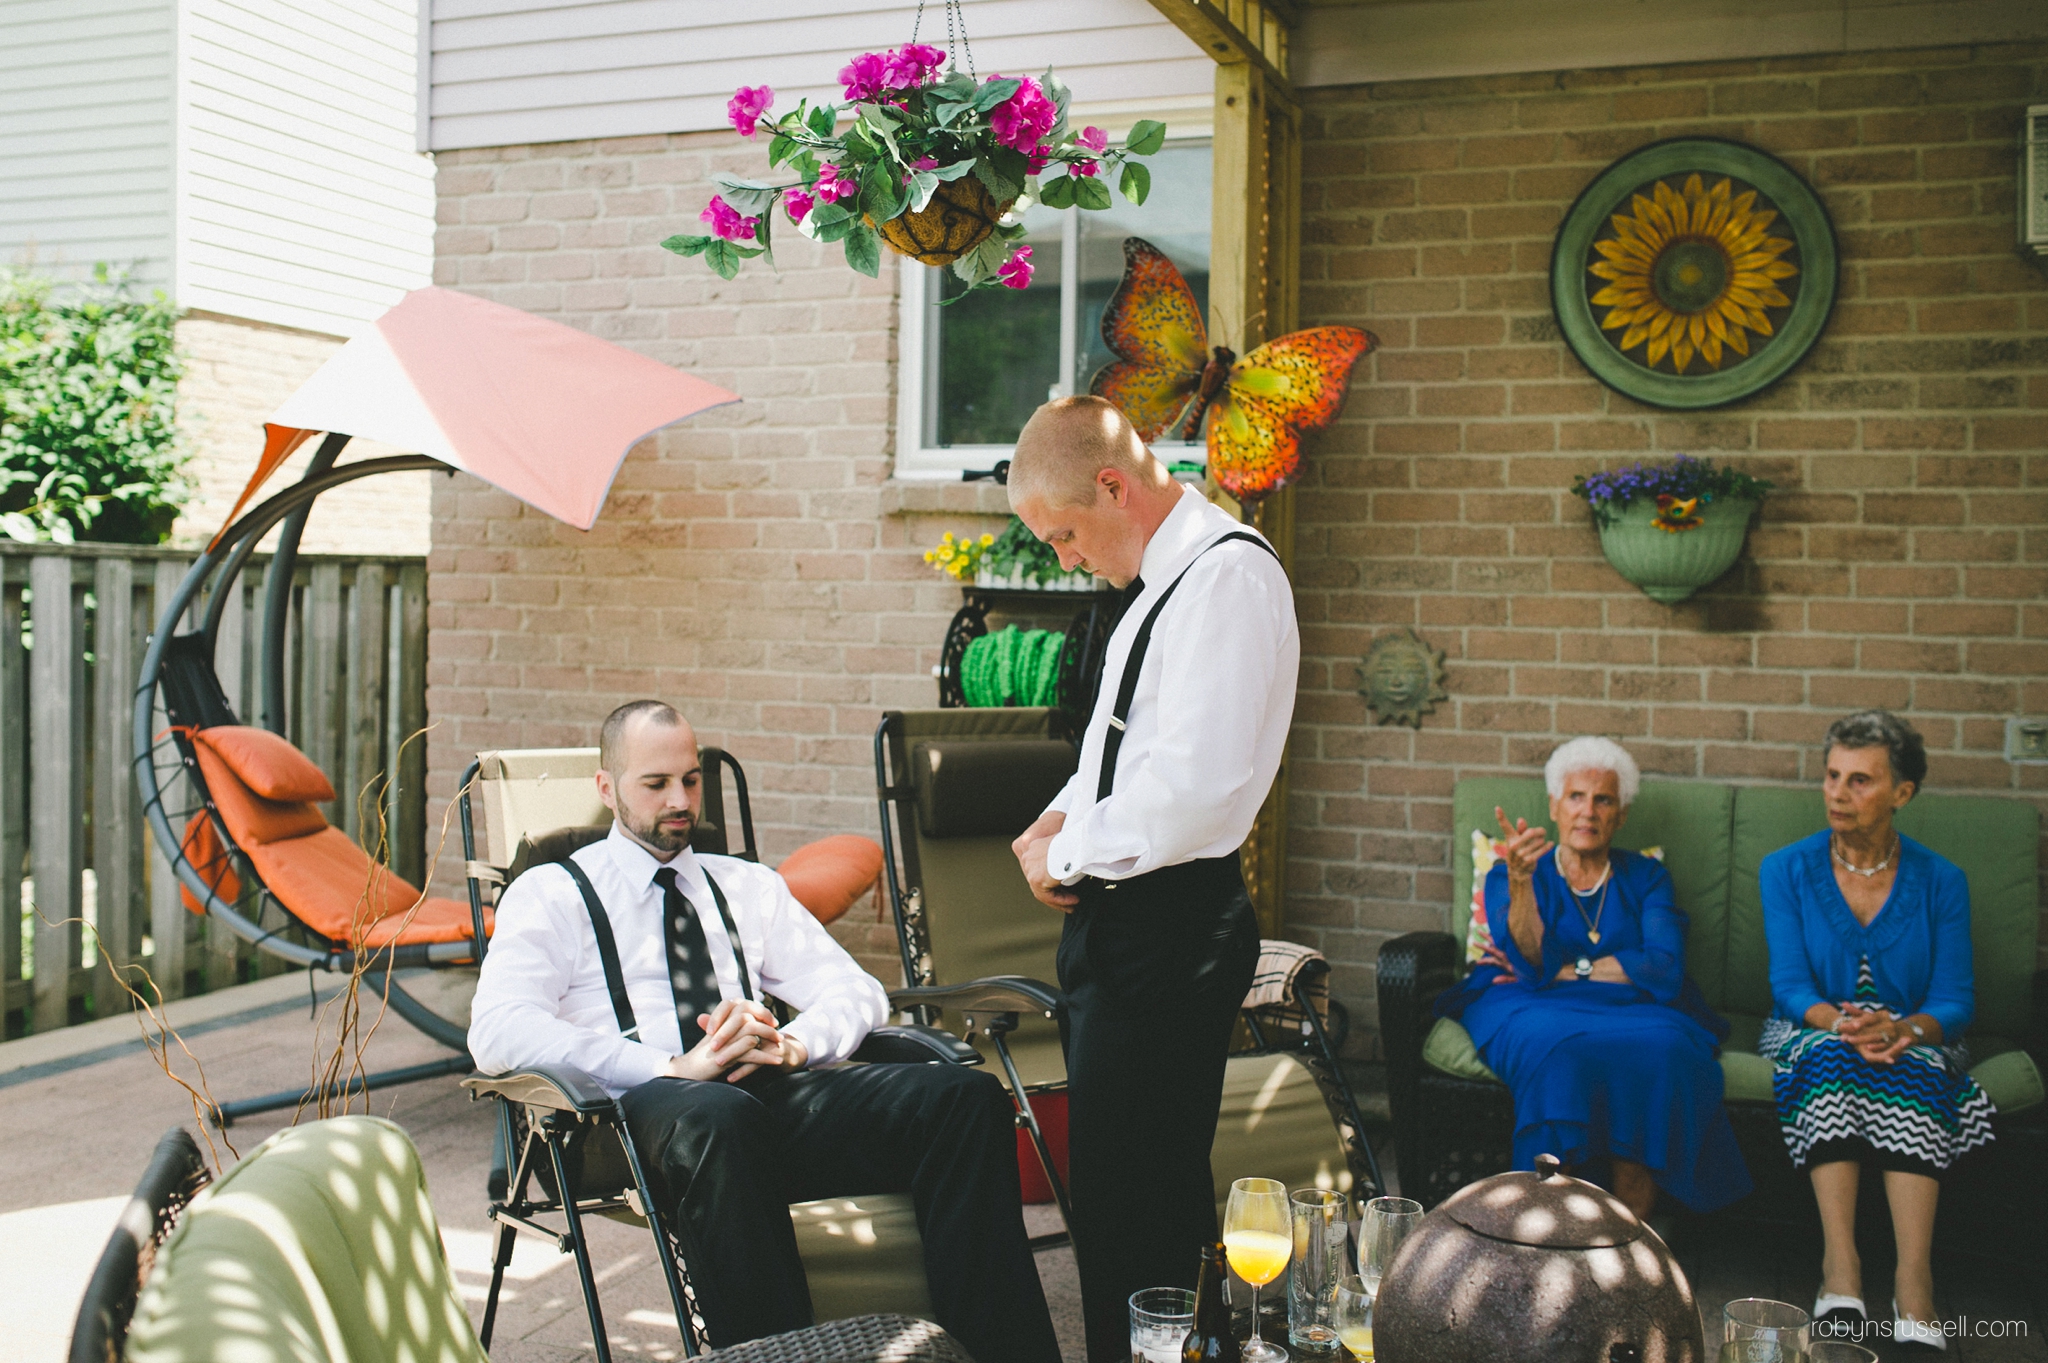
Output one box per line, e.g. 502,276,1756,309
244,825,491,950
777,834,884,925
191,726,335,802
178,813,241,916
190,741,327,847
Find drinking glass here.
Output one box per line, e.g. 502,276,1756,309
1808,1344,1878,1363
1357,1196,1423,1298
1332,1274,1373,1361
1722,1298,1811,1363
1130,1287,1195,1363
1224,1177,1293,1363
1288,1189,1347,1354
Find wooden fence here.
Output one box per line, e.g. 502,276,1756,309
1,544,427,1037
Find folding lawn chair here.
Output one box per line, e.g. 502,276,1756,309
873,708,1384,1232
456,746,985,1361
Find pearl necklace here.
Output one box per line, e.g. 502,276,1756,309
1831,833,1897,879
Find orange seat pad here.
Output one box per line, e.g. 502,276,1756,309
245,825,491,949
777,834,884,925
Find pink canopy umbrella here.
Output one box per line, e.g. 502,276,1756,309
210,287,738,546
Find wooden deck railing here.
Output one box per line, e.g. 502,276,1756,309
1,543,426,1036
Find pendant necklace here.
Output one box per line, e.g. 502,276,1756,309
1566,858,1612,945
1831,833,1897,879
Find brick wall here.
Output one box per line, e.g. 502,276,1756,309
173,313,430,555
422,132,1007,979
1291,43,2048,1053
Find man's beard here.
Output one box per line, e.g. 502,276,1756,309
622,806,694,855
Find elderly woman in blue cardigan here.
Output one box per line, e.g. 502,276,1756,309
1762,711,1993,1355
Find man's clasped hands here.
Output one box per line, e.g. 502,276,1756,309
663,998,809,1082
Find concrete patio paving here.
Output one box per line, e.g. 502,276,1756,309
2,973,2039,1363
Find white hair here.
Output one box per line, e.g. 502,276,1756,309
1544,737,1641,807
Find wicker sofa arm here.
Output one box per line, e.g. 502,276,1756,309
1375,931,1461,1163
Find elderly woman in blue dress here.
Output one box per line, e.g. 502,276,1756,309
1762,711,1993,1352
1438,737,1750,1220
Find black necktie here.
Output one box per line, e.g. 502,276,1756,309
653,866,722,1034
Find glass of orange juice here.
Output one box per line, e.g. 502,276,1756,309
1224,1177,1292,1363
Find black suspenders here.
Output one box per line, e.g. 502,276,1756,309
559,857,755,1042
1095,530,1283,801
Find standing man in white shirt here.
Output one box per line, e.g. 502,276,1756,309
471,700,1058,1362
1007,396,1298,1362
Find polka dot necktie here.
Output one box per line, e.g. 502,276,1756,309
653,867,722,1034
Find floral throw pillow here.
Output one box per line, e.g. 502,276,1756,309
1465,830,1663,964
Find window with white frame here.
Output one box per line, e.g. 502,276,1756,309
895,140,1213,479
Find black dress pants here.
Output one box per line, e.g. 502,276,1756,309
1056,854,1261,1363
618,1061,1059,1363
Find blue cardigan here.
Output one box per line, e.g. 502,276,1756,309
1759,830,1975,1038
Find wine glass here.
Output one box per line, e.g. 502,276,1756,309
1357,1196,1423,1297
1224,1177,1293,1363
1333,1274,1373,1361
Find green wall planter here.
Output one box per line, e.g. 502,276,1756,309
1595,498,1758,603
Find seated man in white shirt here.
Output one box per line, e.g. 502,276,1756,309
470,700,1058,1362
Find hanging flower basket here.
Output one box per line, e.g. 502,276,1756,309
660,41,1168,292
1572,454,1773,603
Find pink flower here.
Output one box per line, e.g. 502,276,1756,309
1070,158,1098,178
1026,146,1051,175
839,51,889,102
783,187,815,223
912,156,939,171
885,42,947,89
998,245,1034,290
727,84,773,137
1076,126,1108,153
700,195,760,242
814,163,858,205
987,75,1057,153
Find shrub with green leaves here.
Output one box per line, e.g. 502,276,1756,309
0,267,190,544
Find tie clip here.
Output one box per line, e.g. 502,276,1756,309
1107,717,1126,731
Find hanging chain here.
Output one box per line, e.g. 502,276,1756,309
910,0,974,78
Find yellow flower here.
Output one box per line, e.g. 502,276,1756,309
979,533,994,546
1588,172,1798,374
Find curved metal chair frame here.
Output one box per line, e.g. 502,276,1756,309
133,439,476,1116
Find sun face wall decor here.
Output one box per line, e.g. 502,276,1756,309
1552,138,1838,409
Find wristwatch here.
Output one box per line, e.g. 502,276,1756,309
1904,1019,1927,1043
1575,956,1593,980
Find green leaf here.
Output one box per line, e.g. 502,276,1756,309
1118,161,1152,206
859,101,903,130
1125,120,1167,156
907,171,943,213
859,161,904,222
660,233,717,257
951,233,1011,286
971,77,1022,112
932,101,974,127
710,174,779,216
1038,174,1076,210
931,158,977,182
1073,175,1111,211
844,224,882,277
808,203,851,227
808,105,837,138
704,239,742,280
931,71,977,100
768,133,797,166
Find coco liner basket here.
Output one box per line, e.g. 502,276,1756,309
873,175,1013,266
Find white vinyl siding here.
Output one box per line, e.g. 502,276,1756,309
177,0,435,335
0,0,177,288
427,0,1210,151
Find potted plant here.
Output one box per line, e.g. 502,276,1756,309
1571,454,1773,603
922,519,1095,589
661,44,1167,291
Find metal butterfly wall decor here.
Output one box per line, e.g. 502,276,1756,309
1088,238,1376,503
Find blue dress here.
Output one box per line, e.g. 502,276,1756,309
1437,848,1752,1212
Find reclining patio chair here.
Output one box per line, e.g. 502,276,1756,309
72,1120,975,1363
457,746,980,1360
873,708,1383,1232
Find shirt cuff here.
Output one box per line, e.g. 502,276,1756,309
1045,825,1089,885
610,1039,675,1091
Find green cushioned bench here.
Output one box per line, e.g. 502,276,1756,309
1375,778,2046,1249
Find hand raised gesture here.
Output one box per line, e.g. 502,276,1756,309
1494,806,1554,883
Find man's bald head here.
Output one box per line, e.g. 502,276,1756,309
1007,396,1159,509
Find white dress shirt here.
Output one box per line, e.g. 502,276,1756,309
1043,483,1299,884
469,824,889,1095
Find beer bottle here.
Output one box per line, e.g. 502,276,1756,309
1182,1241,1242,1363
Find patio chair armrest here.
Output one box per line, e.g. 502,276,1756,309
463,1064,615,1115
851,1024,984,1067
890,976,1066,1020
1375,930,1460,1171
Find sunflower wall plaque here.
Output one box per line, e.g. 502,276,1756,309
1551,138,1837,409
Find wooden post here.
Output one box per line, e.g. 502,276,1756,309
148,558,191,1001
29,556,85,1030
304,562,344,825
0,571,27,1028
91,558,142,1015
391,563,429,887
343,563,388,848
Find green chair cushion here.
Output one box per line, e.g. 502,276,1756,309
127,1116,487,1363
1969,1048,2044,1115
792,1193,932,1322
1718,1048,1777,1104
1421,1017,1500,1084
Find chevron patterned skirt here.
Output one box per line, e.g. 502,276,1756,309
1760,960,1996,1174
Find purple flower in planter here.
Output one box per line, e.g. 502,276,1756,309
1076,125,1109,153
988,75,1057,154
700,195,759,242
727,84,773,137
998,245,1034,290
